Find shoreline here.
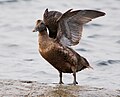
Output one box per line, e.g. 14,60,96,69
0,79,119,97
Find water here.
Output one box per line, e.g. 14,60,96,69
0,0,120,89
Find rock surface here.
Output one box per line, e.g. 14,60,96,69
0,79,119,97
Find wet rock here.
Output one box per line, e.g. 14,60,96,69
0,79,119,97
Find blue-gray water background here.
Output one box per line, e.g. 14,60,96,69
0,0,120,89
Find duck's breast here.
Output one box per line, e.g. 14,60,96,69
39,44,73,73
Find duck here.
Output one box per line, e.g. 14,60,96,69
33,9,105,85
33,20,91,85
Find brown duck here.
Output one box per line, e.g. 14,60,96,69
33,9,105,85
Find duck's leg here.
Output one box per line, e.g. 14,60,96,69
72,67,78,85
73,72,78,85
59,71,64,84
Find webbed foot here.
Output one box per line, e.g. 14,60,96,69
73,81,78,85
59,81,64,84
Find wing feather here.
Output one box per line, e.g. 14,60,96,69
56,9,105,46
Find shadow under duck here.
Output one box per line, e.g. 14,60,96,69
33,9,105,85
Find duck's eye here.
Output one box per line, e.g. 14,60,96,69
36,20,41,25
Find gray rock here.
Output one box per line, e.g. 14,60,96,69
0,79,119,97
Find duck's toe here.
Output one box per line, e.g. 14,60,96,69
73,81,78,85
59,81,64,84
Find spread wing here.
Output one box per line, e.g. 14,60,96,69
56,9,105,46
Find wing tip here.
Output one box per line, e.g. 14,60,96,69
102,11,106,16
83,9,106,18
98,11,106,16
45,8,48,12
94,10,106,17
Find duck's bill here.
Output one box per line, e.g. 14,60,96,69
32,29,37,32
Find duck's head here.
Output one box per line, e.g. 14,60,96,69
33,20,47,32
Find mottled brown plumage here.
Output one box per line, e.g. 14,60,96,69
33,20,92,85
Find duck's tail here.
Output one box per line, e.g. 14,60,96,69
78,56,93,71
87,65,94,70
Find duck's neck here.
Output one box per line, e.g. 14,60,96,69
38,30,50,49
39,30,49,38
